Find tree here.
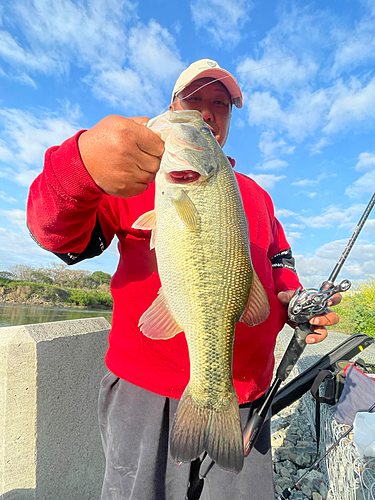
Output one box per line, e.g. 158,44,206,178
0,271,15,280
9,264,34,281
91,271,112,286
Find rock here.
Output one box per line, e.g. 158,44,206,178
319,481,328,499
280,466,291,478
312,493,323,500
294,452,312,467
300,478,313,497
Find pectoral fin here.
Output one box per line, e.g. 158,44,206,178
240,271,270,326
132,210,157,230
132,210,157,249
139,287,183,339
171,190,199,229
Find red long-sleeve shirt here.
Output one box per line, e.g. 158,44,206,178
27,131,301,404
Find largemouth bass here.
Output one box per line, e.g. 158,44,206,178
132,110,270,473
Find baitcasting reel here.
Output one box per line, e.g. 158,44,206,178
288,279,351,324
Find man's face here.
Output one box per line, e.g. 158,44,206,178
169,77,232,147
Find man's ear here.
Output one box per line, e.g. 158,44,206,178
169,103,174,111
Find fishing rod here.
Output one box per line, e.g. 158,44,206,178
242,191,375,457
188,192,375,498
277,401,375,499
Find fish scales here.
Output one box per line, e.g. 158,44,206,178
132,109,270,473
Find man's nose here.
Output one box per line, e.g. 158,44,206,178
200,107,214,122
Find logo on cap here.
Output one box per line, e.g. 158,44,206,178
207,61,217,67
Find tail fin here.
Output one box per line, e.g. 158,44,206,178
170,387,244,473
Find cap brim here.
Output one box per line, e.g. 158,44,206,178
173,68,243,108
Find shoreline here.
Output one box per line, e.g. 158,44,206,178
0,283,112,310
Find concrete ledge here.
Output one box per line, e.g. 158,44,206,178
1,318,110,500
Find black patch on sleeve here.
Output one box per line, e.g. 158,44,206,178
28,216,108,266
270,248,297,274
52,216,107,265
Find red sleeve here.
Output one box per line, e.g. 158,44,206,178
263,189,302,295
27,131,119,256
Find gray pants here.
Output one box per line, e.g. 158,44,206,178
98,371,275,500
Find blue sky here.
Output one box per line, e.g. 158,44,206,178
0,0,374,288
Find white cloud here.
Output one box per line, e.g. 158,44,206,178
245,87,332,141
292,179,317,187
238,52,317,94
246,173,286,190
86,20,185,115
295,239,375,287
0,105,80,185
0,1,184,114
258,131,295,158
0,191,17,203
331,2,375,75
190,0,253,47
345,151,375,198
236,4,375,149
234,118,246,128
324,77,375,133
355,151,375,170
309,137,331,155
128,21,185,84
275,208,298,218
0,226,50,267
298,203,367,229
256,158,288,171
0,29,52,71
1,208,27,233
285,231,302,245
346,171,375,198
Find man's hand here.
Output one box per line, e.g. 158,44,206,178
78,115,165,198
278,290,342,344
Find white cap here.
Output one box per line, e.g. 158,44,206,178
172,59,243,108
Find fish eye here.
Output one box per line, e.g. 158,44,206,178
200,126,211,134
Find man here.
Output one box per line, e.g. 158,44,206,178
27,59,340,499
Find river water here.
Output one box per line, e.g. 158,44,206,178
0,303,113,328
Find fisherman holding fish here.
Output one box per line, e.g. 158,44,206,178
27,59,341,500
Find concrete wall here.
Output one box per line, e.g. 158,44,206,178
0,317,111,500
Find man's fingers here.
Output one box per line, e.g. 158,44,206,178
306,327,329,344
277,290,295,306
135,168,157,185
309,309,339,327
327,292,342,307
131,116,150,126
135,123,165,158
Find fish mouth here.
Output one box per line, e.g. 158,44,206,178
166,170,201,184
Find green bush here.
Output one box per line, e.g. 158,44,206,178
332,279,375,338
68,288,113,308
